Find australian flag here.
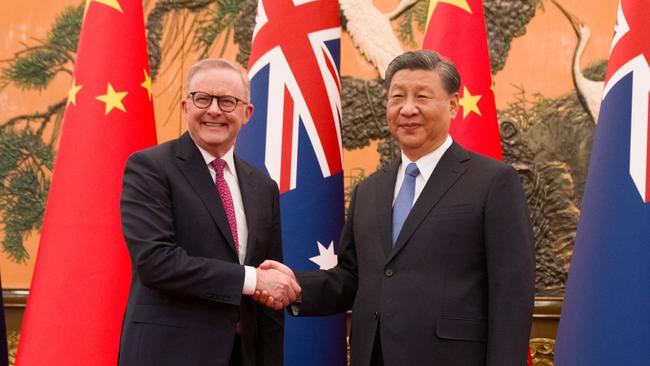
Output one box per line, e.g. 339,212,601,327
236,0,347,365
555,1,650,364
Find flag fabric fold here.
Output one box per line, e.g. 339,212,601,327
15,0,157,364
237,0,347,364
555,1,650,364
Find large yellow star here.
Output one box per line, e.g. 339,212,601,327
140,69,153,101
427,0,472,27
90,0,123,12
67,78,83,107
459,86,482,118
96,83,128,115
84,0,123,18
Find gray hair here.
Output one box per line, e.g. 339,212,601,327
185,58,251,100
384,50,461,95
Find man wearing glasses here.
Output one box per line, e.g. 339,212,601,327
118,59,300,366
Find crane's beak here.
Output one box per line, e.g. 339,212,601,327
550,0,582,37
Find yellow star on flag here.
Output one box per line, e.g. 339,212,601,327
140,69,153,101
84,0,123,18
67,79,83,106
90,0,123,12
459,86,482,118
96,82,128,115
427,0,473,27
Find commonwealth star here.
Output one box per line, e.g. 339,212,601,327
309,241,338,270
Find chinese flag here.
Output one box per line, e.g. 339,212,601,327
423,0,502,160
15,0,157,364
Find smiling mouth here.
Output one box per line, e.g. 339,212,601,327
398,123,421,129
203,121,228,128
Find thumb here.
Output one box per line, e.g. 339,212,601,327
259,260,277,269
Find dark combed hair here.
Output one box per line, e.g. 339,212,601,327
384,50,461,95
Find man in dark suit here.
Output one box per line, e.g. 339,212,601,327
118,58,300,366
258,50,535,365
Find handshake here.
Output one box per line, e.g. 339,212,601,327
254,260,301,310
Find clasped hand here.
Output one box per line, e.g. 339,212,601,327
254,260,300,310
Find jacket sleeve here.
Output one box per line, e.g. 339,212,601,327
120,151,245,305
256,182,285,366
484,166,535,366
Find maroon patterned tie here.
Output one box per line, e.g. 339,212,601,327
211,159,239,255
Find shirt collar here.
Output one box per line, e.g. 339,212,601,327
400,135,453,182
195,144,236,174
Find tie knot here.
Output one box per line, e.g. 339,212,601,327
405,163,419,178
211,158,226,174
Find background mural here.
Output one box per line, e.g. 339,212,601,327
1,0,616,315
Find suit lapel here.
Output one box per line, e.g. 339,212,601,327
174,133,237,254
389,142,470,261
375,160,400,258
235,157,259,265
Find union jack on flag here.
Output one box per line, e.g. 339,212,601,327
246,0,343,193
601,0,650,202
556,1,650,364
236,1,347,365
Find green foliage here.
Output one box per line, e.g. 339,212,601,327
1,4,82,91
396,0,428,47
0,4,78,263
2,49,67,91
583,59,607,82
194,0,246,58
0,129,54,263
46,4,83,52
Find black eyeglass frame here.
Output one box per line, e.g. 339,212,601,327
188,91,249,112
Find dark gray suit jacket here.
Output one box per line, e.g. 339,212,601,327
296,142,535,366
118,132,283,366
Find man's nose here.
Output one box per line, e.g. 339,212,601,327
206,98,223,114
400,98,419,115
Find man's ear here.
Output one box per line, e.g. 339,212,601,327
243,103,254,124
449,93,459,118
181,99,188,114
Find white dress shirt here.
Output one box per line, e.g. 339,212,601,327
393,135,453,207
196,144,256,295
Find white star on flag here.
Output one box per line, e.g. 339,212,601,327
309,241,338,270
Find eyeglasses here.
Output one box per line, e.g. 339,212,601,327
188,92,248,112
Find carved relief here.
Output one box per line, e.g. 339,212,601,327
530,337,556,366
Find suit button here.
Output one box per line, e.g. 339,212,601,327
374,312,379,320
384,268,393,277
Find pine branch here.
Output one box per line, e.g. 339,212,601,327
1,99,66,133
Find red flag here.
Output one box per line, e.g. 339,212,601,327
423,0,502,160
0,274,7,366
424,1,533,364
16,0,157,364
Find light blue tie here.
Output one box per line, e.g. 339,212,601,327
392,163,420,246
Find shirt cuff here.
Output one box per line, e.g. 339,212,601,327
242,265,257,295
290,301,301,316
